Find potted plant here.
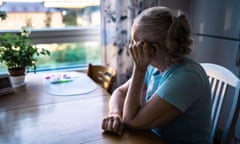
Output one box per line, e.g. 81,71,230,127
0,13,50,87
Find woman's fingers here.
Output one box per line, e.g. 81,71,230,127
101,117,106,129
134,41,144,60
129,40,156,70
142,42,150,57
130,41,142,61
112,117,121,133
107,117,114,132
101,115,124,135
143,42,155,58
130,46,137,62
118,123,125,136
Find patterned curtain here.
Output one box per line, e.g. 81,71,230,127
101,0,162,88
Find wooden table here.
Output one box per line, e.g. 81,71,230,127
0,72,165,144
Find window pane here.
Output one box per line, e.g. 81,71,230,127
0,0,100,30
0,1,101,73
0,41,101,73
36,41,101,71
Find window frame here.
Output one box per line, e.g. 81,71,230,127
0,27,100,44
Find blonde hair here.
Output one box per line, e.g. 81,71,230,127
133,6,192,64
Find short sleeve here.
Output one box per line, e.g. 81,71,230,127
144,65,154,85
155,70,202,112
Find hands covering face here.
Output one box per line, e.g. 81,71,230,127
129,41,155,70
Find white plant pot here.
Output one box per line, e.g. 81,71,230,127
9,75,25,88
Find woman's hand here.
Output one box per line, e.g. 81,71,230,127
129,41,155,70
102,113,125,136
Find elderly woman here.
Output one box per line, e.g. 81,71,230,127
102,6,211,144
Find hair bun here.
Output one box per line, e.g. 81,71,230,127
166,13,192,64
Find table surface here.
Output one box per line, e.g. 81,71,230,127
0,72,165,144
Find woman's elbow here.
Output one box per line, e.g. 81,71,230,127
123,117,141,129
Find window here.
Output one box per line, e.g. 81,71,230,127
0,0,101,73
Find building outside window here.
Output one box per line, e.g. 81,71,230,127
0,0,101,73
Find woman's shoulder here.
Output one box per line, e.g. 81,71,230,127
176,57,203,72
174,57,209,83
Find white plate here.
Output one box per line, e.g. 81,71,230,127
43,72,97,96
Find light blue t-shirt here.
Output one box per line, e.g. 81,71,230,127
144,57,211,144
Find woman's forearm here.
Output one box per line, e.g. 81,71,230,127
109,81,129,117
109,89,125,116
123,67,146,125
102,83,128,135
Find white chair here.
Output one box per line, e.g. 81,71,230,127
201,63,240,144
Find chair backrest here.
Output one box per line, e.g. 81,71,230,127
87,63,116,93
201,63,240,144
